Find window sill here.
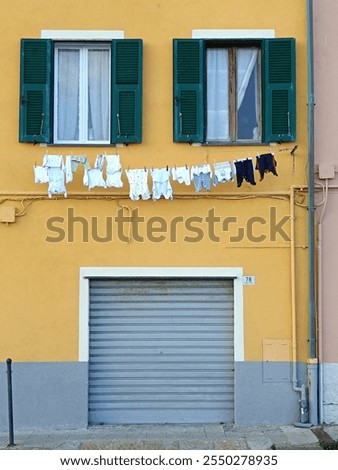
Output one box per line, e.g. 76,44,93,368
40,143,125,148
202,141,269,146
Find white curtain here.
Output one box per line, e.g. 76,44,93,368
57,47,109,142
206,48,229,141
57,49,80,141
237,48,258,109
88,49,110,141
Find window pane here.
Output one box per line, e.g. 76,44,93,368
88,49,110,141
57,49,80,141
236,48,260,140
206,48,229,141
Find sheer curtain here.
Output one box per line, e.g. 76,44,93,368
206,48,229,141
237,48,258,108
57,47,110,143
88,49,110,141
57,49,80,141
237,48,259,140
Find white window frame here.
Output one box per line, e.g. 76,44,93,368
206,44,262,144
41,30,124,40
53,42,111,145
192,29,275,39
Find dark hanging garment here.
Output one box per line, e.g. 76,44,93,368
255,153,278,181
234,159,256,188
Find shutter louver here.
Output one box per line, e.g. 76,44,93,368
263,38,296,142
111,40,142,143
173,39,204,142
19,39,52,143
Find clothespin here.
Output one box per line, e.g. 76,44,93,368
290,145,298,156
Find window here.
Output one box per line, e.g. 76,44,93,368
173,38,296,144
55,43,111,144
19,39,142,145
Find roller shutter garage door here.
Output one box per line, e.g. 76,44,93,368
88,278,234,424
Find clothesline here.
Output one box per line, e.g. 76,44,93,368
33,153,279,200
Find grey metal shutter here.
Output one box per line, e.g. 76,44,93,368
89,278,234,424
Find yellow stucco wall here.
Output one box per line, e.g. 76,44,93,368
0,0,309,363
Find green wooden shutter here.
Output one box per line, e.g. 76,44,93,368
173,39,204,143
19,39,52,143
111,39,142,144
263,38,296,142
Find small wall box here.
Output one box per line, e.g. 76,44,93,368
0,207,16,223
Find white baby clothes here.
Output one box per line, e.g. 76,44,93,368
41,155,67,197
42,154,63,168
47,167,67,198
126,169,151,201
213,161,235,186
150,167,173,201
33,165,49,184
105,154,123,188
83,168,106,190
94,155,105,170
171,166,191,186
82,155,107,189
191,164,213,192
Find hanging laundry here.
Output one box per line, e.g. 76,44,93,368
83,155,107,190
191,164,213,192
65,156,90,183
125,168,151,201
150,167,173,201
83,169,106,190
255,153,278,181
42,154,63,168
33,165,49,184
105,154,123,188
47,167,67,198
41,154,67,197
94,155,105,171
172,166,191,186
234,159,256,187
213,161,235,186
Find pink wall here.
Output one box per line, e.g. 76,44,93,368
314,0,338,363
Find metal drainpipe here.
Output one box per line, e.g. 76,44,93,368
307,0,319,426
290,188,309,425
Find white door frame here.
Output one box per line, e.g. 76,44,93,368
79,267,244,362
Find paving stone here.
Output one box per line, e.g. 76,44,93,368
113,440,144,450
214,439,248,450
246,434,274,450
178,439,213,450
281,425,319,445
324,425,338,441
81,440,115,450
143,440,166,449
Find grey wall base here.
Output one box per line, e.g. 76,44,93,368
0,362,88,431
235,361,307,425
0,361,307,430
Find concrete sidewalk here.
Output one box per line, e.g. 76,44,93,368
1,424,338,450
